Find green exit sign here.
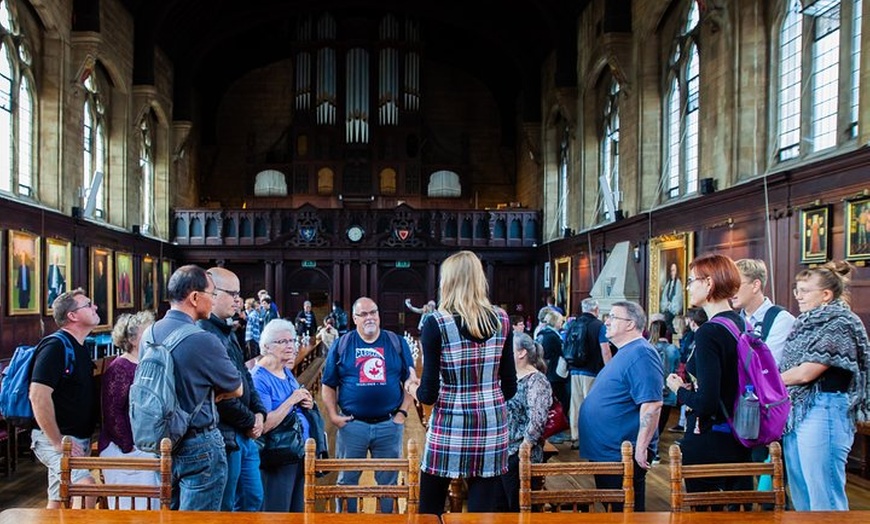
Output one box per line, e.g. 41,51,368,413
302,260,317,268
395,260,410,268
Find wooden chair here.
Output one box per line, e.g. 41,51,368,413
304,437,420,513
59,435,172,510
668,441,785,512
519,440,634,513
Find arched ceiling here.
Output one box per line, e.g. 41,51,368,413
116,0,591,135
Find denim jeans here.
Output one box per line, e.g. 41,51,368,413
335,417,404,513
171,428,228,511
222,432,264,511
783,392,854,511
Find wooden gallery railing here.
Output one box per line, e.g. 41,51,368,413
171,207,540,249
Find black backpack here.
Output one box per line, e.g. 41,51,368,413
561,316,590,367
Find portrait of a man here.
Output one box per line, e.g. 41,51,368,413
91,247,112,328
142,256,156,310
46,238,71,312
9,230,41,315
116,251,134,308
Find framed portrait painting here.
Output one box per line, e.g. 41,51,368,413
8,230,41,315
115,252,134,308
553,256,571,317
800,205,831,265
649,232,694,329
45,238,71,313
90,247,113,329
845,197,870,262
160,259,172,302
142,256,157,310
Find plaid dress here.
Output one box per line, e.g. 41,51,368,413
421,309,510,478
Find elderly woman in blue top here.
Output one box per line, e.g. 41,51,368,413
779,261,870,511
252,319,314,512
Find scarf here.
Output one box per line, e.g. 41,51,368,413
779,299,870,432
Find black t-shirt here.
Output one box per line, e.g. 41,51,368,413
676,310,743,430
30,330,96,438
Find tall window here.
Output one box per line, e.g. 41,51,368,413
663,1,700,199
139,112,155,234
558,125,569,233
776,0,862,161
601,80,620,221
0,0,36,197
82,70,106,218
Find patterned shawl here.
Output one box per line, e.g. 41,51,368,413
779,299,870,432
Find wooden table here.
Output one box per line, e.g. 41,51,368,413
441,511,870,524
0,509,439,524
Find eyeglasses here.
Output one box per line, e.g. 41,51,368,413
270,339,296,346
686,275,706,286
70,300,95,312
793,287,822,297
213,287,241,299
353,309,379,318
608,315,633,323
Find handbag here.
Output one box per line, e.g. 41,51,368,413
542,398,570,440
555,356,570,379
256,409,305,468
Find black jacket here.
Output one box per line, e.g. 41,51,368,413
198,314,268,450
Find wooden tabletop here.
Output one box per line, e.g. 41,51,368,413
441,511,870,524
0,509,439,524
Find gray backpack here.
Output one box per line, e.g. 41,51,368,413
129,323,208,452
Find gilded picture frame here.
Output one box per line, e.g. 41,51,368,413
8,230,41,316
45,237,72,313
800,205,831,265
142,255,157,310
553,256,571,317
649,232,694,328
115,251,135,308
90,246,113,329
845,197,870,262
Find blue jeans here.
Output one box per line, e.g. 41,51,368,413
783,392,854,511
171,428,228,511
222,432,264,511
335,417,404,513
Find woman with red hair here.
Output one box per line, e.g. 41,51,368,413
665,254,752,495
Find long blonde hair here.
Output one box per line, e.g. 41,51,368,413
438,251,500,339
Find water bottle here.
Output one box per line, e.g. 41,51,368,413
734,384,760,440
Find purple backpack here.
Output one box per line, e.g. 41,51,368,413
710,316,791,448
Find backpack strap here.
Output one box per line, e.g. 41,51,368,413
759,305,785,342
709,315,750,340
49,331,76,376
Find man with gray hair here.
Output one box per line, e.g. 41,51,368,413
578,301,663,511
29,288,100,508
295,300,317,337
564,298,611,449
732,258,794,364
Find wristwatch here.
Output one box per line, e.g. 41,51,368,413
393,409,409,418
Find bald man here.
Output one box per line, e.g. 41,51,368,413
197,267,267,511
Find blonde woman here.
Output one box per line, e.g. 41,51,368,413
780,261,870,510
407,251,517,514
97,311,158,509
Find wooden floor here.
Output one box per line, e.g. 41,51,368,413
2,409,870,511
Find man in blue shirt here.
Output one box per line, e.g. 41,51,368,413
321,296,414,513
579,301,663,512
